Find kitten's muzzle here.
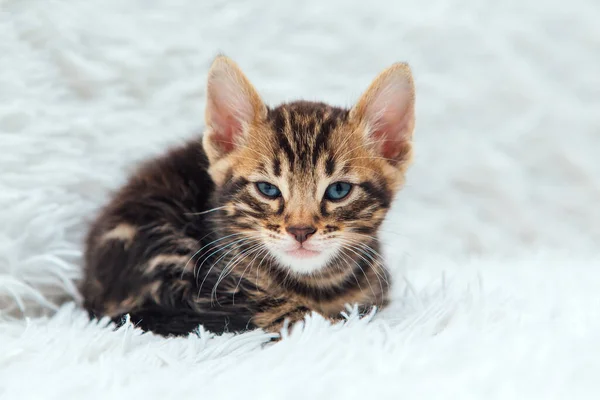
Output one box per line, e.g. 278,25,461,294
286,226,316,244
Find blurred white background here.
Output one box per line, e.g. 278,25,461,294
2,0,598,269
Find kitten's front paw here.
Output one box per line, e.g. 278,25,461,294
263,309,345,336
262,307,310,334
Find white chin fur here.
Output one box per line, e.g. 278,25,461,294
273,251,335,275
269,248,337,275
265,237,340,275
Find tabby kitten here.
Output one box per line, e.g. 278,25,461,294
81,56,416,336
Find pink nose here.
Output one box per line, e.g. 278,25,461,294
286,226,316,243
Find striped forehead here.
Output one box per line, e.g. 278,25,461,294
267,101,349,175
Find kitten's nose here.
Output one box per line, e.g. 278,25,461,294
286,226,317,244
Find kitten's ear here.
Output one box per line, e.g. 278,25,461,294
350,63,415,164
204,56,267,161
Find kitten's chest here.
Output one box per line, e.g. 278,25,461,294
249,269,381,316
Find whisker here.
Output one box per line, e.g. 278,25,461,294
342,248,390,294
180,232,246,278
214,243,262,295
339,248,375,300
211,243,265,305
196,237,261,295
232,246,270,304
337,238,390,288
337,239,386,296
192,236,250,280
184,206,228,216
335,251,363,293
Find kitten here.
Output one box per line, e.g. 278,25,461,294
81,56,415,336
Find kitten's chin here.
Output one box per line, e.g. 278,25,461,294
271,248,336,275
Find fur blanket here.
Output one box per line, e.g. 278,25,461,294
1,0,599,398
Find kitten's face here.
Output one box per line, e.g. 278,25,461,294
203,57,415,275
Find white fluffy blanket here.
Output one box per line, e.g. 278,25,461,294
1,0,599,398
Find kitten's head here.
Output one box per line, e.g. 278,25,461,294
203,56,415,275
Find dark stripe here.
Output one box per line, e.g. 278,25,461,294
277,134,295,169
232,209,264,219
275,199,284,216
311,122,331,165
257,162,267,174
238,193,268,213
336,209,361,221
220,177,249,202
325,156,335,176
270,109,296,169
352,225,376,235
174,246,195,256
272,156,281,177
359,181,391,208
146,266,195,281
320,201,329,217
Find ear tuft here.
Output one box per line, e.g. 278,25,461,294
350,63,415,163
204,56,266,161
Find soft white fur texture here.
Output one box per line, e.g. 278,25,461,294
1,0,600,398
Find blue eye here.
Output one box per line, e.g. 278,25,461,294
325,182,352,201
256,182,281,199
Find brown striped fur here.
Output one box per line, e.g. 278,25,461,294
81,56,416,336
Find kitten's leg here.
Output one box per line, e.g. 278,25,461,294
252,301,344,333
253,303,312,333
83,224,255,335
83,224,193,314
253,299,377,334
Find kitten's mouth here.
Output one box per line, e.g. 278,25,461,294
285,248,321,259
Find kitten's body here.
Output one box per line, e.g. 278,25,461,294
81,57,415,336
